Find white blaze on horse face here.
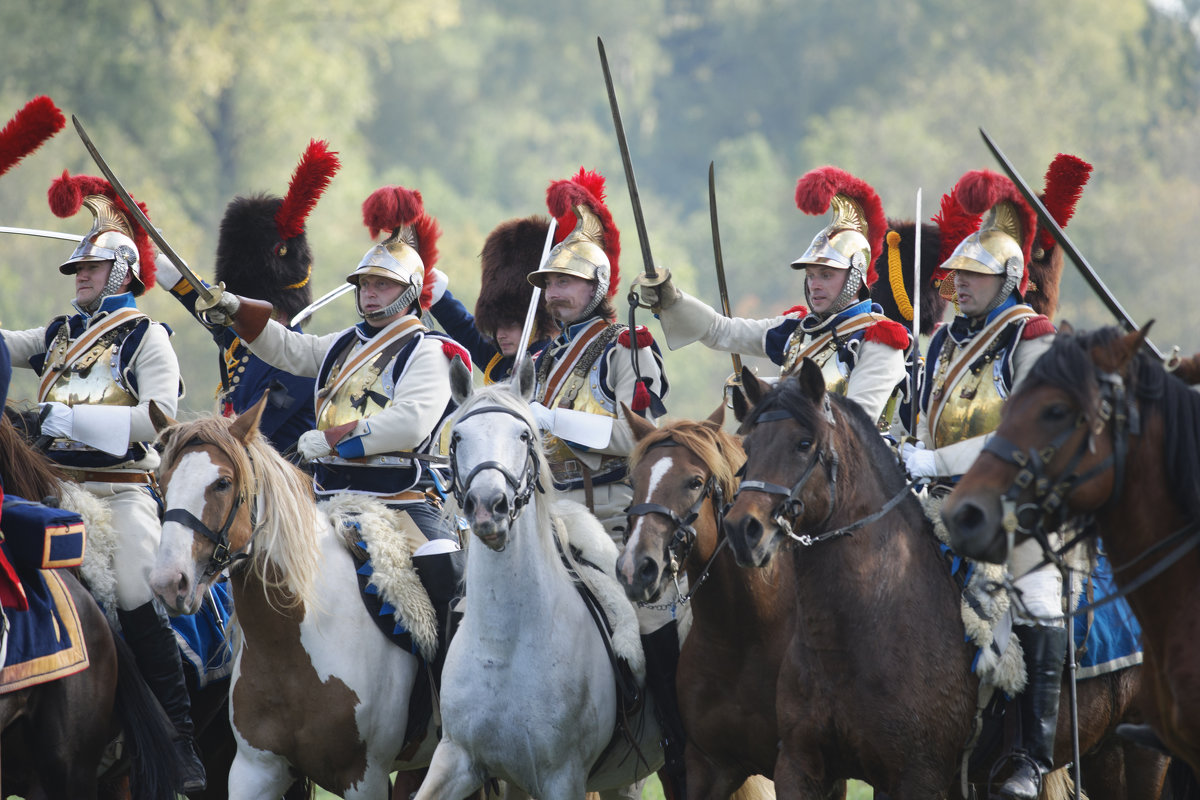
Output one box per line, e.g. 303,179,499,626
154,451,221,597
627,455,674,552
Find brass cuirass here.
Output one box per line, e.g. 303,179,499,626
782,333,849,396
316,351,392,430
932,362,1005,449
43,340,136,407
542,367,618,467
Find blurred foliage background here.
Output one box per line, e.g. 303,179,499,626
1,0,1197,422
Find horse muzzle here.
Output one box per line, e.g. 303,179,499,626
463,486,513,550
616,546,666,603
942,490,1010,564
723,508,778,568
149,569,206,616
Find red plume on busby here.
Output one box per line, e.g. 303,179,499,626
872,220,947,336
950,169,1038,295
545,168,622,296
794,166,888,286
48,171,157,291
0,96,65,179
1025,154,1092,319
215,140,340,321
361,185,442,311
475,216,556,340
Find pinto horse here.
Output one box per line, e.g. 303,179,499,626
722,359,1166,799
0,416,180,800
147,395,433,799
943,323,1200,777
618,406,798,799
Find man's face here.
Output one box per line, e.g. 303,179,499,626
804,265,849,314
954,270,1006,318
74,260,116,308
357,274,409,327
493,321,524,357
543,273,595,324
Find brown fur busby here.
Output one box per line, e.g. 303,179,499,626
214,140,340,321
475,215,556,340
0,96,64,179
872,220,948,336
1026,154,1092,319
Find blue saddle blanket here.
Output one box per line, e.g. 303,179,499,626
0,557,90,693
170,581,234,689
1073,555,1142,678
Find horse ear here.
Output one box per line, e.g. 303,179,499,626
621,401,657,442
1093,321,1154,374
740,365,770,406
731,383,750,423
1058,319,1075,336
229,392,269,443
797,357,826,403
449,356,474,405
148,400,177,433
513,357,536,402
704,401,726,428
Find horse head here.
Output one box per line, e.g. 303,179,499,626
943,323,1153,564
618,402,739,602
723,359,841,567
448,356,546,551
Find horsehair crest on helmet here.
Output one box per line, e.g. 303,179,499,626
360,184,441,311
545,167,622,296
47,171,157,289
0,96,65,179
794,166,888,287
275,139,341,243
930,189,984,282
1039,154,1092,251
951,169,1038,294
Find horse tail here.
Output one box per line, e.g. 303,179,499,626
1163,758,1200,800
1040,766,1088,800
109,618,187,800
730,775,776,800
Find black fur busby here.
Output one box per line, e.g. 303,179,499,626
475,215,556,341
214,140,339,322
871,220,947,336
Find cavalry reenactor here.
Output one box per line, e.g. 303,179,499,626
206,183,469,546
901,169,1061,800
1,173,206,793
155,139,339,455
638,166,910,428
429,215,558,384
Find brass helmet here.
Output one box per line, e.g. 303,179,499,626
528,168,620,320
48,172,157,297
350,185,440,321
790,167,886,314
939,170,1037,313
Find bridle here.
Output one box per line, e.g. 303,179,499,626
448,404,543,530
624,439,726,608
160,436,257,577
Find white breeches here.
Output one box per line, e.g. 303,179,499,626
84,481,162,610
1009,534,1064,625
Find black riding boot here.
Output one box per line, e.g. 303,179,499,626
411,547,467,683
119,600,207,794
642,622,687,800
998,624,1069,800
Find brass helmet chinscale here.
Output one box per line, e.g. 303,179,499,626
350,185,440,321
528,168,621,321
48,172,157,299
790,167,886,316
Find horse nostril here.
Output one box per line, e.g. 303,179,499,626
491,494,509,519
636,557,659,587
462,495,477,518
951,500,987,535
743,515,763,547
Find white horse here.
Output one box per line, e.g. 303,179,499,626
416,359,663,799
146,395,437,799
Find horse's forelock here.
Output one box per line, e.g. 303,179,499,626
1023,328,1104,424
630,421,744,503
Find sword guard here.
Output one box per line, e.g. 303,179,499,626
194,281,228,314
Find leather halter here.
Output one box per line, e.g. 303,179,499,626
161,436,256,577
448,404,543,530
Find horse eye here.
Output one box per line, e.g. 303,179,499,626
796,439,813,452
214,477,233,492
1043,404,1072,423
520,430,532,443
688,476,703,491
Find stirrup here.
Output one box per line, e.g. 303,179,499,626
989,749,1044,800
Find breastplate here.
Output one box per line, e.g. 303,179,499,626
782,332,849,396
316,347,392,430
541,368,620,467
932,359,1006,449
43,340,137,407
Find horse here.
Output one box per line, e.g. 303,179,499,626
415,359,663,799
942,323,1200,778
617,405,798,800
147,394,435,799
721,358,1167,799
0,415,181,800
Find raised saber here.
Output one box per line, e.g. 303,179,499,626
708,162,742,377
512,218,558,379
290,283,355,328
0,226,82,243
598,37,656,281
72,115,217,306
979,127,1163,360
910,188,922,435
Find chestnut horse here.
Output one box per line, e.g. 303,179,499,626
618,406,805,799
722,359,1166,799
943,323,1200,777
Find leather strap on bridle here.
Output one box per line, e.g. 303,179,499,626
448,405,543,530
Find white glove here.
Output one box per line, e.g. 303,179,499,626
202,290,242,327
430,268,449,305
37,402,73,438
297,429,334,463
632,267,680,312
528,402,554,432
154,253,185,290
901,440,937,479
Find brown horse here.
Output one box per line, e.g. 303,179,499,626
0,416,181,800
618,405,812,800
943,323,1200,778
722,359,1166,799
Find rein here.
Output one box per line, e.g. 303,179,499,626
448,404,544,530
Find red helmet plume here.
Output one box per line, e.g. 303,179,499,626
357,185,441,311
545,167,621,294
794,166,887,286
47,171,157,290
0,96,65,179
1038,154,1092,251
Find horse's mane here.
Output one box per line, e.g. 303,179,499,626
0,410,65,501
1026,325,1200,523
629,418,745,503
158,415,321,607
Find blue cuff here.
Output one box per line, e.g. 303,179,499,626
335,436,366,459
